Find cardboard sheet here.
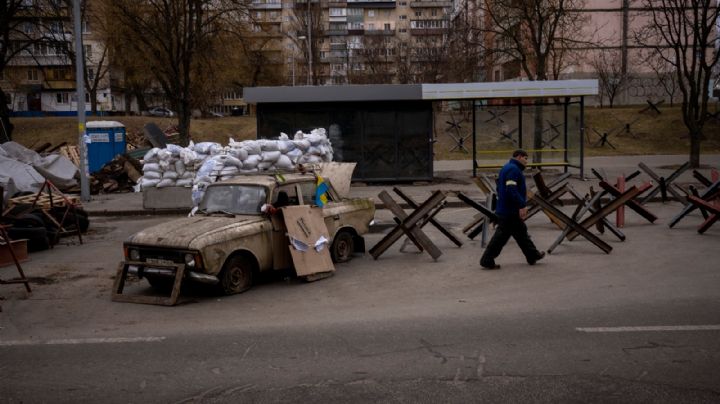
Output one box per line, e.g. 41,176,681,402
281,205,335,276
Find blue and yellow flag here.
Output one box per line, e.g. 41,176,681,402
315,175,329,207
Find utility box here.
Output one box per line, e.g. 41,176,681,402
86,121,126,173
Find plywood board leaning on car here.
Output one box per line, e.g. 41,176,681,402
282,205,335,280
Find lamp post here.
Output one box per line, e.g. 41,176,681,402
298,34,312,85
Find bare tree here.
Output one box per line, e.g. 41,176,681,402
636,0,720,168
286,0,324,85
107,0,252,145
591,50,628,108
1,0,63,140
644,51,680,107
479,0,591,158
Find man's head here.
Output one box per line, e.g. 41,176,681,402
512,149,529,166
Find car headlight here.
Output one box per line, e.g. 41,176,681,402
184,253,196,267
129,248,140,261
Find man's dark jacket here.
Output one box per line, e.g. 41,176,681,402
495,158,527,217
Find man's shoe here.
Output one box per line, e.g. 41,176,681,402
481,262,501,270
528,251,546,265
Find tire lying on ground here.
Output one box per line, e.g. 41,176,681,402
47,207,90,233
7,226,51,252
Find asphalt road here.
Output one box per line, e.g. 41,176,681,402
1,203,720,403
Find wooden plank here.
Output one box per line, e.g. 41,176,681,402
393,187,462,247
377,191,442,260
598,181,658,223
566,186,642,241
111,261,185,306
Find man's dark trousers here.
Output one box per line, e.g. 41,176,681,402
481,215,542,265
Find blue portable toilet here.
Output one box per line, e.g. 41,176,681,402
86,121,126,173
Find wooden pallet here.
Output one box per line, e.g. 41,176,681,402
7,193,81,210
59,145,80,166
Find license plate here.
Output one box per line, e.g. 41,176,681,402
145,258,175,266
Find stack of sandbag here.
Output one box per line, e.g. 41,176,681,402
139,144,199,189
136,128,334,205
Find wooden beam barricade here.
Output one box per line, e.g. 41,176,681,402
456,192,501,244
392,187,462,247
531,194,613,254
598,181,658,224
565,187,626,241
638,161,690,203
369,190,446,261
687,195,720,234
566,185,643,241
668,181,720,228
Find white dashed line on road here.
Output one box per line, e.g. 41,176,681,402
0,336,166,346
576,325,720,333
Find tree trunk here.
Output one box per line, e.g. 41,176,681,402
177,100,191,146
89,88,98,115
689,128,701,168
0,89,14,142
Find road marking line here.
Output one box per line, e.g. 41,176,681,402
576,325,720,333
0,336,166,346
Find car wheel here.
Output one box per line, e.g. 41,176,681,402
218,255,254,295
331,230,354,263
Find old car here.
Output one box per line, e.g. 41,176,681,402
117,172,375,298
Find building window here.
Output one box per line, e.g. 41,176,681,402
56,93,69,104
399,15,407,20
88,68,95,80
368,10,375,17
415,11,421,17
82,20,91,33
399,28,407,33
368,23,375,30
431,9,437,16
84,44,92,57
384,23,391,30
23,22,34,34
27,68,39,81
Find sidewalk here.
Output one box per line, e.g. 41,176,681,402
81,154,720,216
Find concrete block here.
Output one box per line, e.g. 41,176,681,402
143,187,193,209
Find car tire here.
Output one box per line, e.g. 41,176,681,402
7,226,50,252
218,255,254,295
330,230,355,263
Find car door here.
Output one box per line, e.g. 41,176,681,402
270,183,302,270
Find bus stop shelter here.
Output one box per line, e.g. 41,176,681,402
245,80,598,182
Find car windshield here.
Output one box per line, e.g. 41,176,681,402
198,184,267,215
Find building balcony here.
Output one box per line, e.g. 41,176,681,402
43,80,75,90
328,0,347,5
409,0,452,7
320,56,348,63
7,55,71,67
410,28,446,35
365,28,395,35
326,29,349,36
329,15,347,22
346,0,396,8
250,0,282,9
348,28,364,35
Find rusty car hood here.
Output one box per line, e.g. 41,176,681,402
126,215,266,249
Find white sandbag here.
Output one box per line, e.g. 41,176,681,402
162,171,179,180
260,140,280,152
223,155,243,168
294,131,305,140
307,134,324,146
143,148,161,162
195,175,213,185
286,148,302,163
275,154,294,170
143,162,161,172
243,154,262,169
176,178,194,187
157,178,176,188
181,171,195,179
219,166,239,176
180,148,198,165
241,141,261,155
194,142,222,155
141,178,161,188
143,171,161,180
300,155,323,164
159,159,173,170
166,144,183,156
261,150,282,163
257,161,274,170
310,128,327,137
294,139,311,151
197,159,218,179
158,149,173,161
238,168,258,174
307,146,322,155
174,160,186,175
228,148,248,161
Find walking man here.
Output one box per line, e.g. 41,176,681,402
480,149,545,270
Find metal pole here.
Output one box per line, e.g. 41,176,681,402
306,1,312,85
472,100,477,178
73,0,90,202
